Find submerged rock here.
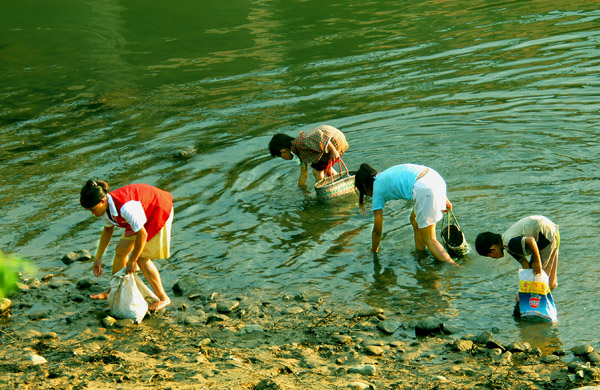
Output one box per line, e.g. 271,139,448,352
62,249,92,265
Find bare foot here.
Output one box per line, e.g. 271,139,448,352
90,291,110,300
148,297,171,312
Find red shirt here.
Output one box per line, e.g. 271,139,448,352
106,184,173,241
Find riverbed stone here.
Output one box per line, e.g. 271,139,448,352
217,301,239,313
115,319,135,328
240,324,264,334
415,318,443,336
364,345,384,356
572,345,594,356
333,334,353,345
348,364,377,376
587,352,600,363
472,331,494,345
508,341,531,353
282,306,304,315
101,316,116,327
357,307,383,317
377,319,400,335
347,382,373,390
62,249,92,265
450,339,474,352
76,279,97,290
541,354,561,363
0,298,11,313
172,276,201,297
29,354,47,365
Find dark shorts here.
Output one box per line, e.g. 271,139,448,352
311,155,330,171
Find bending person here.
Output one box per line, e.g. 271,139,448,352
354,163,459,266
269,124,349,186
80,180,173,312
475,215,560,290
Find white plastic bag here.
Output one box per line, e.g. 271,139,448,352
107,269,158,323
517,269,557,322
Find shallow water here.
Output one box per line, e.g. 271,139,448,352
1,0,600,351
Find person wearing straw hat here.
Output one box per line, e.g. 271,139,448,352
80,180,173,312
354,163,459,267
268,124,349,186
475,216,560,290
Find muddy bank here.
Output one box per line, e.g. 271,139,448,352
1,258,600,390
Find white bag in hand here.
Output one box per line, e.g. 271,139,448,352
107,269,158,323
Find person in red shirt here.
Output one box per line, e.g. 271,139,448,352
80,180,173,312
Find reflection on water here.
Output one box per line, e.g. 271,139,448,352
1,0,600,347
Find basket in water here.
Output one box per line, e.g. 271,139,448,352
315,170,357,200
441,210,469,258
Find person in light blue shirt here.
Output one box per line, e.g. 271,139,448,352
354,163,459,266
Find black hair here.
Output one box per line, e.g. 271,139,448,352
474,232,503,256
268,133,295,157
354,163,378,206
80,179,109,209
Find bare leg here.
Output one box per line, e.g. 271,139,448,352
313,168,325,182
544,248,559,290
137,257,171,312
410,210,426,251
90,239,134,300
418,223,459,266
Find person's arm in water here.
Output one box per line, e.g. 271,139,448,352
524,236,543,275
371,209,383,253
126,226,148,274
298,163,309,186
93,225,115,277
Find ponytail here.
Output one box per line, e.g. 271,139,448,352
80,179,109,209
354,163,377,206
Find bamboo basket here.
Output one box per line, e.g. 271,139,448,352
440,210,469,258
314,159,357,200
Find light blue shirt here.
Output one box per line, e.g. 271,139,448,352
372,164,426,210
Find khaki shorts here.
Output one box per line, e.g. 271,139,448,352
121,209,173,259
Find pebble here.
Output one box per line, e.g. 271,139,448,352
217,301,239,313
76,279,97,290
115,319,135,328
332,334,353,345
240,324,264,334
364,345,384,356
357,308,383,317
541,354,561,363
377,320,400,335
61,249,92,265
282,306,304,315
347,382,373,389
347,364,377,376
572,345,594,356
588,351,600,363
450,339,474,352
207,314,229,323
101,316,117,328
508,341,531,353
0,298,11,313
29,354,47,365
472,331,494,345
414,318,443,336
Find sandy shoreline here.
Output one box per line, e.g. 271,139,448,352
1,258,600,390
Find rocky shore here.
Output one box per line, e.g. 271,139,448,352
1,251,600,390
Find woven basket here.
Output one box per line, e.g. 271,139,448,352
315,170,357,200
441,210,469,258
